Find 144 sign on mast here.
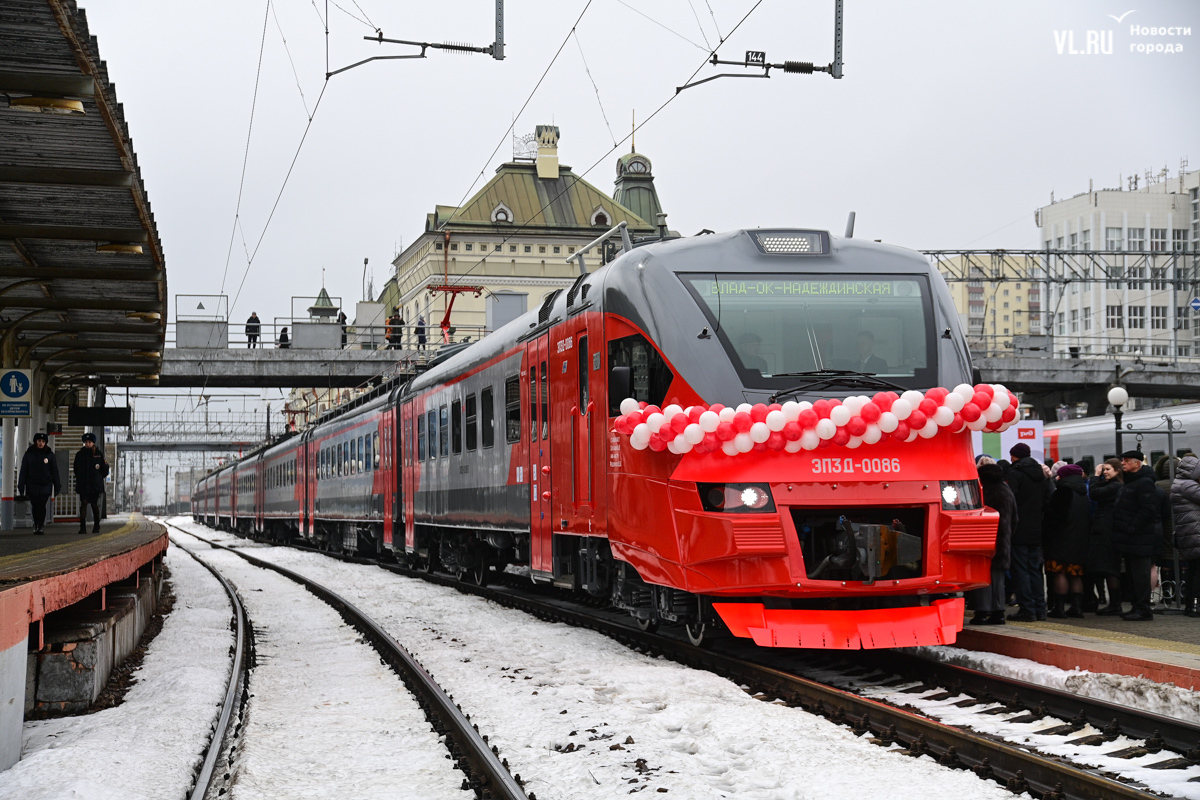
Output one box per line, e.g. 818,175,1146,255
0,369,31,417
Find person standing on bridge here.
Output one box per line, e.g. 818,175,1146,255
245,312,261,348
1171,452,1200,617
416,314,427,350
338,310,348,349
277,326,290,349
1005,442,1052,622
73,432,108,535
385,307,403,350
1112,450,1162,621
19,432,60,535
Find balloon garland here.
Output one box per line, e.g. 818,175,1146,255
612,384,1021,456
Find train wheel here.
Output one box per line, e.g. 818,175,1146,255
469,563,489,587
685,620,712,648
635,616,659,634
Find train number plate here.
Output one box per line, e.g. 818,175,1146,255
811,457,901,475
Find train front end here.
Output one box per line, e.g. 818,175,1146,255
604,230,1007,649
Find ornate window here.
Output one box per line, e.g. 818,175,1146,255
590,206,610,227
490,201,514,224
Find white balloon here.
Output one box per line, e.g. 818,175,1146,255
984,403,1004,423
933,406,955,427
718,407,736,423
631,424,650,444
918,420,940,438
698,411,720,432
620,398,639,416
736,403,753,414
906,429,920,442
862,424,882,444
800,430,820,450
735,432,754,452
992,389,1010,410
766,410,786,431
846,436,863,449
877,411,899,433
630,436,649,450
954,384,976,402
684,423,705,444
750,422,771,443
843,396,864,415
942,392,965,413
816,419,837,440
967,416,988,431
666,439,679,454
784,438,804,453
663,404,683,419
797,401,813,412
830,405,851,426
646,412,666,433
891,399,913,420
674,434,692,453
781,401,801,422
901,390,924,408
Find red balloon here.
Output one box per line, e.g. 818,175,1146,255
767,432,786,450
750,404,769,423
708,403,726,416
817,438,831,449
638,401,648,409
952,413,964,430
688,406,705,423
918,398,938,417
960,403,981,422
671,414,689,435
860,402,881,423
733,411,753,432
846,417,867,437
798,409,819,429
649,436,667,452
925,387,949,403
644,405,660,417
753,441,768,452
907,410,928,430
832,429,850,447
871,392,893,412
716,422,736,441
1001,406,1017,423
626,411,644,428
783,421,803,441
893,421,910,441
768,403,783,412
973,384,994,399
615,417,631,435
813,399,832,419
1009,392,1020,407
971,391,992,410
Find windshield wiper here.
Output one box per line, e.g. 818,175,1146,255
767,370,907,403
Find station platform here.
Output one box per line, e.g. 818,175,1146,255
956,611,1200,689
0,514,169,770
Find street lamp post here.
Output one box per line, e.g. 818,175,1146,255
1107,385,1129,456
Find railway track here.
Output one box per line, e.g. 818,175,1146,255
172,520,1194,800
164,524,527,800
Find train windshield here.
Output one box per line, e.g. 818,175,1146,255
682,274,936,390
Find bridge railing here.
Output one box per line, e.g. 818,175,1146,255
967,332,1200,364
164,321,492,351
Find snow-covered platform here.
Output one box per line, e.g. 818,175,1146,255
0,515,168,771
957,615,1200,689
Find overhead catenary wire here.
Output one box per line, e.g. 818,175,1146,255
703,0,724,41
270,0,312,117
573,31,617,148
611,0,709,52
685,0,713,50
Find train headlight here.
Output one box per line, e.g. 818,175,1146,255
940,480,982,510
698,483,776,513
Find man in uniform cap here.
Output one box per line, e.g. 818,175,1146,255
18,432,60,534
74,432,109,534
1111,449,1162,620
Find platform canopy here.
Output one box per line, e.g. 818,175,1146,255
0,0,167,400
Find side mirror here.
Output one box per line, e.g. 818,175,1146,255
609,366,631,413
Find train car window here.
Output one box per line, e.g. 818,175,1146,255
418,414,426,460
578,336,589,409
504,376,521,443
373,432,380,469
452,400,463,454
482,387,495,448
428,410,437,459
338,442,344,476
540,362,549,440
607,334,673,414
360,436,367,472
439,405,449,457
529,367,538,442
465,394,478,451
353,439,360,474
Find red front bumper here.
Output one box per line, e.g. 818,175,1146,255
713,597,964,650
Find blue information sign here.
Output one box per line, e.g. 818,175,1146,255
0,369,31,417
1191,297,1200,312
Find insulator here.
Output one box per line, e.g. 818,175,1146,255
783,60,814,74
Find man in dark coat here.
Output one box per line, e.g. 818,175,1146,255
18,432,61,534
969,458,1017,625
1043,463,1090,618
1112,450,1161,620
1088,459,1125,615
1171,453,1200,616
1005,442,1052,621
245,312,261,348
74,432,109,534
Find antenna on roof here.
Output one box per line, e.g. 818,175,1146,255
844,211,855,239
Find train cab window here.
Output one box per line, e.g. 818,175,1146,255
373,432,380,469
439,405,449,457
428,410,437,459
607,334,673,414
529,367,538,441
482,387,495,448
452,400,463,454
540,362,549,440
465,394,477,451
418,414,426,460
578,336,589,410
504,376,521,443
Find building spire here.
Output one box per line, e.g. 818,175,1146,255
631,109,636,153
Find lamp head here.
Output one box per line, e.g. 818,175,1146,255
1107,386,1129,407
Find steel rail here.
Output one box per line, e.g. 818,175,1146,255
163,523,527,800
169,537,247,800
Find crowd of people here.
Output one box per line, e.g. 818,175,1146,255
970,442,1200,624
244,309,428,350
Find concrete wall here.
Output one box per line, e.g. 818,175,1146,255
0,635,27,770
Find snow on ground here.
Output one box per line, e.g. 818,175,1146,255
172,533,468,800
0,545,233,800
912,645,1200,724
167,518,1019,800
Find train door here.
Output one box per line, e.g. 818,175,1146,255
401,401,417,551
528,336,552,572
381,413,393,547
551,324,595,528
